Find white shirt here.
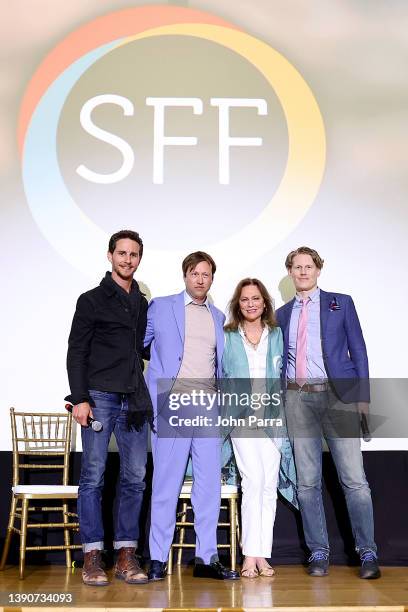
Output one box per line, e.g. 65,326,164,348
238,325,269,380
238,326,269,421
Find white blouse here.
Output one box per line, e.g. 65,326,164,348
238,325,268,379
238,325,269,419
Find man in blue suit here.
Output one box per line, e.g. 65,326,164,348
145,251,239,581
276,246,380,580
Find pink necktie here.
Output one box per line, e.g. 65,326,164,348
296,298,310,385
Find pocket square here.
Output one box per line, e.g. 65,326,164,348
329,297,341,311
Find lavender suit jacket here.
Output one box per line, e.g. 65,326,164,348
144,291,225,414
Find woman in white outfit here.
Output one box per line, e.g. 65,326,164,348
222,278,297,578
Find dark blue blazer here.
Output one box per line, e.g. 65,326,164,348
276,289,369,403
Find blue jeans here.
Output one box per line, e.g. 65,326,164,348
285,388,377,556
78,390,148,553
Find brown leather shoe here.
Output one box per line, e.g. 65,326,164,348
114,547,148,584
82,550,109,586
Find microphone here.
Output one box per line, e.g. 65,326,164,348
360,413,371,443
65,403,103,432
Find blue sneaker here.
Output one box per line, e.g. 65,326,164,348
359,551,381,579
307,550,329,576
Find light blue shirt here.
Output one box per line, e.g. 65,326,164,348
184,290,211,312
287,287,327,381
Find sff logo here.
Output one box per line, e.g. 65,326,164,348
76,95,268,185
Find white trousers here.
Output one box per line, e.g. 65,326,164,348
232,434,281,557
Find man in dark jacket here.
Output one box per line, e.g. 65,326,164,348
66,229,152,586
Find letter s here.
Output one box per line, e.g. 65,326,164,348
76,94,134,184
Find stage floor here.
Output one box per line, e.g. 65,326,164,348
0,564,407,611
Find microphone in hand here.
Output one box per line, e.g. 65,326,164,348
65,403,103,432
360,413,371,442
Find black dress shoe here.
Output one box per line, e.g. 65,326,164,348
359,551,381,579
193,560,240,580
307,550,329,577
148,560,167,581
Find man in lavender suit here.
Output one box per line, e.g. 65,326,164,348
145,251,239,581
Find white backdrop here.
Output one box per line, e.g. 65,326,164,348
1,0,407,450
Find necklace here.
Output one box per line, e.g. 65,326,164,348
243,325,263,349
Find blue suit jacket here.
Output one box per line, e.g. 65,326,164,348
276,289,370,403
144,291,226,412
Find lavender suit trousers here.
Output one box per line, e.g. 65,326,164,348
149,433,222,564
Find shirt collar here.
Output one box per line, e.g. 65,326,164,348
100,271,139,298
184,290,211,311
295,287,320,304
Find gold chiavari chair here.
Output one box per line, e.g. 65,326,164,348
0,407,80,579
167,480,240,574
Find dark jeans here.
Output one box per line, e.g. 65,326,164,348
78,390,148,552
285,388,377,556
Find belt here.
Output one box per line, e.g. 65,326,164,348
287,382,329,393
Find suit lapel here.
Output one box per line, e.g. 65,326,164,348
172,292,185,344
279,299,295,376
209,304,224,373
319,289,330,340
282,298,295,340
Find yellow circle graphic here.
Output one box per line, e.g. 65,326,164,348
114,23,326,286
23,21,325,295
